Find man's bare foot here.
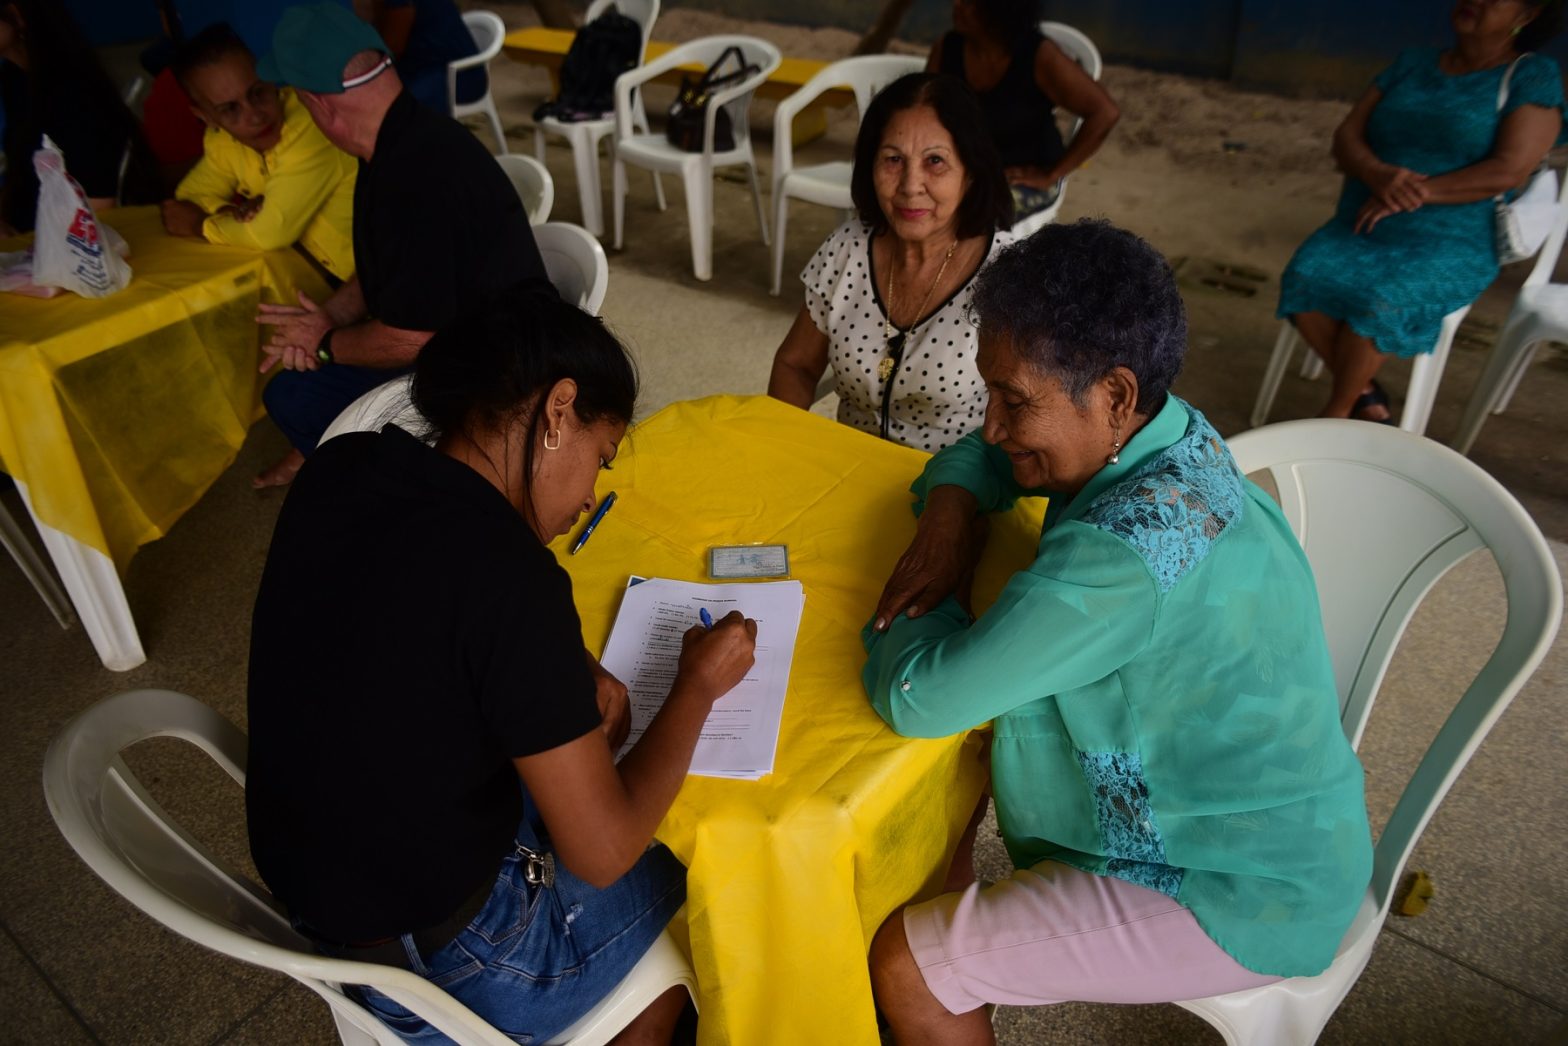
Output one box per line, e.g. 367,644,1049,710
253,448,305,489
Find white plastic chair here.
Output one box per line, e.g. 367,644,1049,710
1251,306,1472,436
535,221,610,314
122,73,147,108
1168,420,1562,1045
533,0,665,238
1,495,75,628
768,54,924,296
611,35,781,281
496,153,555,223
42,688,698,1046
451,10,508,153
1453,168,1568,455
318,224,607,448
1008,22,1103,238
319,375,424,446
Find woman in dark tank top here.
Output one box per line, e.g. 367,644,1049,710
931,0,1119,218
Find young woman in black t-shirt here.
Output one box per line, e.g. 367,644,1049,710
247,294,756,1043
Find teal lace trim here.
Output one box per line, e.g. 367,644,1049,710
1082,405,1244,593
1076,750,1184,899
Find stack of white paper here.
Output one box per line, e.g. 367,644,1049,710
600,577,805,779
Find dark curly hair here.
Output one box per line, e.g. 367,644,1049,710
1518,0,1565,52
972,220,1186,416
850,73,1013,238
170,22,255,95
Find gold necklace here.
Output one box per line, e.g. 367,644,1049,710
879,240,959,383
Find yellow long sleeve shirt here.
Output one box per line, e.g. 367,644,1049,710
176,88,356,280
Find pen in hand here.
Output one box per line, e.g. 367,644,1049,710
569,491,617,555
699,607,714,630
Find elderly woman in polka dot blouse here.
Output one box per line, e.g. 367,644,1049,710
768,73,1015,453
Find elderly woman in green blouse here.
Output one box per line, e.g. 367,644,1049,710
861,220,1373,1044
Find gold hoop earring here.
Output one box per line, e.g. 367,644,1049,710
543,429,561,451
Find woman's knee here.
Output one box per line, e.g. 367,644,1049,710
869,908,919,1000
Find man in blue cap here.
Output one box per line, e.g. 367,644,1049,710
251,1,548,487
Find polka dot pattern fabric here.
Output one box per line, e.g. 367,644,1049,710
801,220,1014,453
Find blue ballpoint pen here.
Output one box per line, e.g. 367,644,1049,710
699,607,714,630
569,491,617,554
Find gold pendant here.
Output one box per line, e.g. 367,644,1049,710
878,356,895,382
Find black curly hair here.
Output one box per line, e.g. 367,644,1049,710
971,219,1187,416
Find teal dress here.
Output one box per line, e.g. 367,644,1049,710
862,397,1373,978
1279,48,1565,358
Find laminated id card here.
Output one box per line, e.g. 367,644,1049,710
709,544,790,579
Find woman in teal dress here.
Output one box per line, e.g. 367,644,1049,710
1278,0,1564,422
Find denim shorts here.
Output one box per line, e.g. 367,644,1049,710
1011,182,1062,219
350,817,686,1045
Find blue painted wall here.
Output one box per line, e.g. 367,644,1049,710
1032,0,1568,95
54,0,1568,96
62,0,352,55
1232,0,1568,95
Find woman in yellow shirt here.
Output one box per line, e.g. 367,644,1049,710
159,23,356,282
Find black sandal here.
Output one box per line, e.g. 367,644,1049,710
1350,380,1396,425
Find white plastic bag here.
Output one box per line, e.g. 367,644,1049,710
29,134,132,298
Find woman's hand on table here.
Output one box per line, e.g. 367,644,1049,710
257,291,332,373
677,611,758,705
873,485,984,632
588,654,632,750
160,199,208,238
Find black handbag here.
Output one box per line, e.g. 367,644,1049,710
665,46,760,152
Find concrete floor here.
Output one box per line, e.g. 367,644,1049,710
4,27,1568,1046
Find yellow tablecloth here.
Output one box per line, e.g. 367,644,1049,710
549,395,1045,1046
0,205,330,572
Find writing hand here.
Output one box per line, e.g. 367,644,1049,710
678,611,757,703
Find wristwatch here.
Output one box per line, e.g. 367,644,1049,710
316,328,335,366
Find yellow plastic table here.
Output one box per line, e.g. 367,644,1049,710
549,395,1045,1045
0,206,331,669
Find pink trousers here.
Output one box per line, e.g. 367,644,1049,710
902,860,1280,1014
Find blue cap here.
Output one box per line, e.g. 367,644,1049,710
256,2,388,95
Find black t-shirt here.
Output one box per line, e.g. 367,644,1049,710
246,425,602,943
353,91,551,330
938,31,1067,174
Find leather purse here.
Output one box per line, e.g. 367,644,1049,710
665,46,759,153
